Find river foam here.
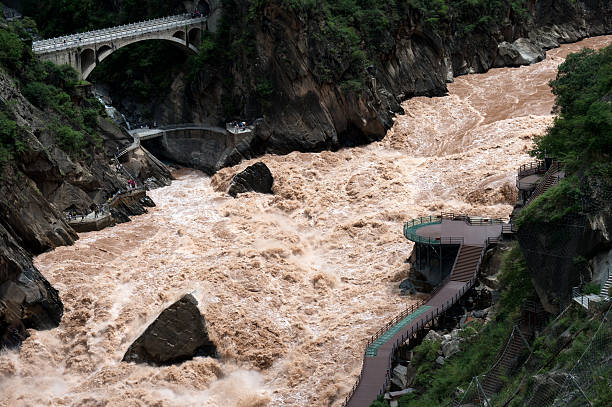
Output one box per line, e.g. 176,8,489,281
1,36,610,407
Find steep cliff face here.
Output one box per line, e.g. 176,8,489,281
154,0,612,159
0,58,167,349
0,221,63,347
517,176,612,313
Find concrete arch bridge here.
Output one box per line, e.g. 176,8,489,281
32,7,220,80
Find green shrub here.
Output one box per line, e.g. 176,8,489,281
497,243,534,318
22,81,56,108
369,397,389,407
515,176,583,227
0,111,25,166
0,30,24,71
531,45,612,170
51,124,87,157
582,282,600,295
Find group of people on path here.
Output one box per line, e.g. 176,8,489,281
67,203,107,222
66,153,147,223
230,120,248,132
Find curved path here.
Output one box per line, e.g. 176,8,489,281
117,123,234,158
344,215,507,407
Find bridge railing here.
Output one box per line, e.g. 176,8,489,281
34,14,191,45
34,14,186,46
33,14,207,53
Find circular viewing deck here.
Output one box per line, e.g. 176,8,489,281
403,213,506,246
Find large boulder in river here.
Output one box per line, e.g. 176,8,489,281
493,38,546,67
122,294,216,365
228,162,274,197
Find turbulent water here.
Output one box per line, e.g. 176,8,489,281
1,36,610,407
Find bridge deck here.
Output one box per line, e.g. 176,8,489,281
33,14,207,54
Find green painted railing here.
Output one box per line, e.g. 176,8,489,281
403,216,442,244
365,306,432,357
403,213,507,245
403,215,464,245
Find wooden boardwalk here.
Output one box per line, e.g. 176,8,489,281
343,215,506,407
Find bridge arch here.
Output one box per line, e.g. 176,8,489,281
188,27,202,47
81,37,199,80
80,48,96,76
96,44,113,61
32,14,214,80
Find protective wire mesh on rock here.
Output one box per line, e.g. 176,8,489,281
549,305,611,407
512,305,610,407
451,305,611,407
453,375,492,407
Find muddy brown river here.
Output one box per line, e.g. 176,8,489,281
1,36,610,407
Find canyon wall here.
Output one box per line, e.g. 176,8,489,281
156,0,612,159
0,68,166,348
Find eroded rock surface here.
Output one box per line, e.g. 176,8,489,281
123,294,217,365
0,66,167,348
494,38,546,67
0,223,63,348
228,162,274,197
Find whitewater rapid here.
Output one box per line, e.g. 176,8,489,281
1,36,610,407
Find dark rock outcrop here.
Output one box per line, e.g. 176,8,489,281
518,177,612,313
494,38,546,67
228,162,274,197
123,294,217,365
0,222,63,348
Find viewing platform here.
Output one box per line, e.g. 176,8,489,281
403,214,506,246
516,159,565,206
343,213,505,407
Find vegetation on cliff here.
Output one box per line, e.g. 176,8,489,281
193,0,532,96
0,17,103,167
518,44,612,226
532,45,612,169
21,0,186,37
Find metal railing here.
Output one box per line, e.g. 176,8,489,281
440,213,506,225
65,186,144,223
524,161,563,207
501,223,516,235
32,14,207,54
342,239,494,406
403,214,507,245
517,161,547,178
516,179,539,190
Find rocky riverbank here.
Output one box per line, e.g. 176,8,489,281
0,64,169,348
